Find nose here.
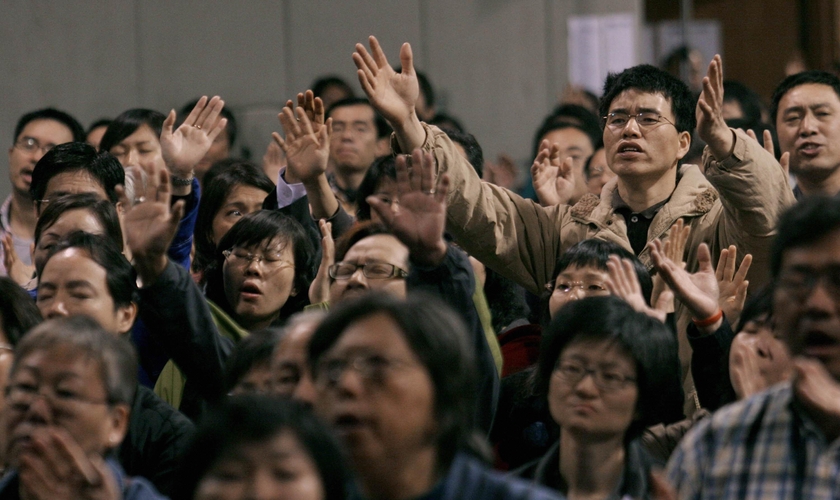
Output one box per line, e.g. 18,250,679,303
23,395,52,424
293,369,318,407
621,116,642,138
567,286,586,302
45,297,69,319
799,112,819,136
246,469,277,500
345,266,368,289
243,257,263,276
573,371,600,396
803,278,836,316
125,149,139,167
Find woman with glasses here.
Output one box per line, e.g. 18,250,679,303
308,292,561,500
0,315,166,500
124,167,314,417
516,296,683,498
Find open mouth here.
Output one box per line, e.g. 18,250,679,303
617,143,643,155
798,142,822,156
801,330,840,357
239,282,262,300
333,414,367,433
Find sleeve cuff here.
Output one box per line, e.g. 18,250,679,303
702,128,749,172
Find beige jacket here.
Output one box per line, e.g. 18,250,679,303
401,124,795,413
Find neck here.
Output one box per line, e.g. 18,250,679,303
559,428,625,500
240,315,276,333
8,190,37,239
333,166,366,193
794,168,840,197
616,166,677,213
354,446,440,500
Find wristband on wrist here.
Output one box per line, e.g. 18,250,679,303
692,308,723,327
171,173,195,186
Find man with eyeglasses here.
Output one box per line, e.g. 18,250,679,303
353,39,794,413
2,108,84,280
668,195,840,499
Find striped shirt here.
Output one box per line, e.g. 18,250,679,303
666,382,840,499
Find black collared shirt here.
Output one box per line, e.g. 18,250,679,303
612,190,670,255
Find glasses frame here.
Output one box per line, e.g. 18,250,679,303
222,248,294,271
14,136,56,155
601,111,677,132
553,360,637,392
328,262,409,280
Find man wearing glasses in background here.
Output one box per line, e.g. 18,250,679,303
353,40,795,414
1,108,84,279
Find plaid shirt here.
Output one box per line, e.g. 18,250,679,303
667,382,840,499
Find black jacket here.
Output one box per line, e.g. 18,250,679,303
117,385,195,497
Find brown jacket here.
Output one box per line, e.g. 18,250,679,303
400,124,795,413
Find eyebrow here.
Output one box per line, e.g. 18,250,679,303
608,106,662,114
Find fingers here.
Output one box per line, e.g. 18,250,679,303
319,220,334,264
369,35,389,68
155,167,172,205
735,253,753,283
162,109,177,138
763,129,774,157
171,199,186,225
271,131,287,153
278,106,302,138
194,95,225,129
394,153,412,195
296,107,315,136
780,151,790,176
722,245,737,281
313,95,325,125
434,174,450,205
183,95,209,126
745,129,757,143
415,149,432,194
715,246,730,281
366,195,395,227
558,156,574,179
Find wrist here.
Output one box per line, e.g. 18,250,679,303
708,128,736,162
392,114,426,153
133,254,168,288
409,239,447,268
692,308,723,330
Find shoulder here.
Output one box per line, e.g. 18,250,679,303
444,454,565,500
133,385,195,436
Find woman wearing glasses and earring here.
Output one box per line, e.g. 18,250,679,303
517,296,684,499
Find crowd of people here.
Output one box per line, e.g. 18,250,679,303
0,33,839,499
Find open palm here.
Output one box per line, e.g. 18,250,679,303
353,36,419,126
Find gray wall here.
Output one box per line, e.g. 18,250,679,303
0,0,641,197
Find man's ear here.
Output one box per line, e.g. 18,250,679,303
676,130,692,161
115,302,138,335
106,403,131,449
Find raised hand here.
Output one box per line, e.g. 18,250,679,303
120,165,185,286
273,100,332,185
746,128,790,175
696,55,734,161
367,149,449,267
650,219,690,311
353,36,419,128
2,232,34,286
261,140,287,185
715,245,752,327
309,220,334,305
606,255,672,323
531,140,575,207
651,240,721,331
160,95,228,178
18,428,121,500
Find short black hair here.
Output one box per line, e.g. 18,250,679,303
222,329,281,395
333,221,396,265
13,108,85,144
308,292,478,469
43,232,136,309
175,395,348,500
0,277,42,345
599,64,696,134
205,210,315,323
445,129,484,178
536,296,684,441
193,160,275,276
532,104,602,160
326,97,391,139
429,112,466,133
311,75,354,100
771,195,840,278
99,108,166,154
770,70,840,125
723,80,763,128
86,118,112,135
29,142,125,206
180,99,238,146
539,239,652,325
14,315,138,406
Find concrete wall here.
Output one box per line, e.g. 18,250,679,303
0,0,641,197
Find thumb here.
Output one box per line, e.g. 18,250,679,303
780,151,790,176
400,42,415,76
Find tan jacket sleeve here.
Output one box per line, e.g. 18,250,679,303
702,129,797,286
393,123,566,294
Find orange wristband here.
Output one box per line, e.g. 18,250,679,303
692,308,723,327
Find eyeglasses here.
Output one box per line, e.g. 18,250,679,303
601,111,676,131
329,262,409,280
14,137,57,155
545,280,609,295
315,353,415,387
775,266,840,301
222,248,293,271
5,383,111,420
554,360,636,391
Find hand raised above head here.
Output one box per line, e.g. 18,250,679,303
531,140,575,207
352,36,419,128
273,103,332,186
367,149,449,267
160,95,228,177
650,240,721,331
696,55,734,161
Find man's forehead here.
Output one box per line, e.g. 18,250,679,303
780,229,840,268
329,104,375,122
608,89,673,112
18,118,74,142
780,82,840,105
